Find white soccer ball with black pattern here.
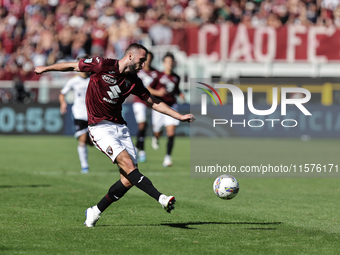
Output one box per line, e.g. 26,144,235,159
213,175,239,200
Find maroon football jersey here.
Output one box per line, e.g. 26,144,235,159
79,57,150,125
134,68,159,105
149,72,180,106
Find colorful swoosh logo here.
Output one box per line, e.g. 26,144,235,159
196,82,222,106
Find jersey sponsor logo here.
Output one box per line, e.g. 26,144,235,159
96,57,100,63
102,74,117,85
103,97,117,104
84,58,93,63
107,85,121,99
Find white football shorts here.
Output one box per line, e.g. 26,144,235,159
132,102,147,124
152,104,180,133
88,120,137,164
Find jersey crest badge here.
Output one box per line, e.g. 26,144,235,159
106,146,113,156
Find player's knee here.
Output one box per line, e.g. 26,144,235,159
154,131,161,138
167,130,175,137
117,153,135,173
138,123,146,130
166,128,176,137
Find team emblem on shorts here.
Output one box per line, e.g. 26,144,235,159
106,146,113,156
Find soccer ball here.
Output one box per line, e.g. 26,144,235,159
213,175,239,200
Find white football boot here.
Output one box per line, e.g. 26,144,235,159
81,167,89,174
159,194,176,213
151,136,159,150
84,207,101,227
162,155,173,167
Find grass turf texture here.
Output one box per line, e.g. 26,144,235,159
0,136,339,255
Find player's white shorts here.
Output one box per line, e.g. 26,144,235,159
152,104,180,133
88,120,137,164
132,102,147,124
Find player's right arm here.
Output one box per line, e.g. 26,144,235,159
35,61,80,74
145,95,195,123
59,93,67,114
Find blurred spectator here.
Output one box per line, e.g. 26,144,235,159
149,14,173,45
267,12,283,28
58,25,74,60
0,0,339,81
12,75,31,103
91,20,108,56
113,0,128,18
307,3,318,23
321,0,340,11
317,6,334,25
68,3,86,30
107,18,138,58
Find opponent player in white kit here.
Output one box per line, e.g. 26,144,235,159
148,52,185,167
59,55,92,174
132,51,160,163
35,43,195,227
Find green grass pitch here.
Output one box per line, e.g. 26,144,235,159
0,135,339,255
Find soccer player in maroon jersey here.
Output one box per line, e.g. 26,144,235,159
35,43,195,227
132,52,160,163
148,52,185,167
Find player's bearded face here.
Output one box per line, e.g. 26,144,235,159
128,50,146,75
128,58,138,75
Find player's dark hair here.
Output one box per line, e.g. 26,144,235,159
162,52,175,62
124,43,148,56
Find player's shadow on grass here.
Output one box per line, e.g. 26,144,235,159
103,221,282,230
0,184,51,188
160,221,283,230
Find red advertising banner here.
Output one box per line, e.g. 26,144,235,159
171,24,340,63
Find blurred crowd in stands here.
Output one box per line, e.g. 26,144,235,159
0,0,339,84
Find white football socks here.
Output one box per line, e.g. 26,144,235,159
77,143,89,169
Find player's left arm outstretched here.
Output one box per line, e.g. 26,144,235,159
145,95,195,123
35,61,80,74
